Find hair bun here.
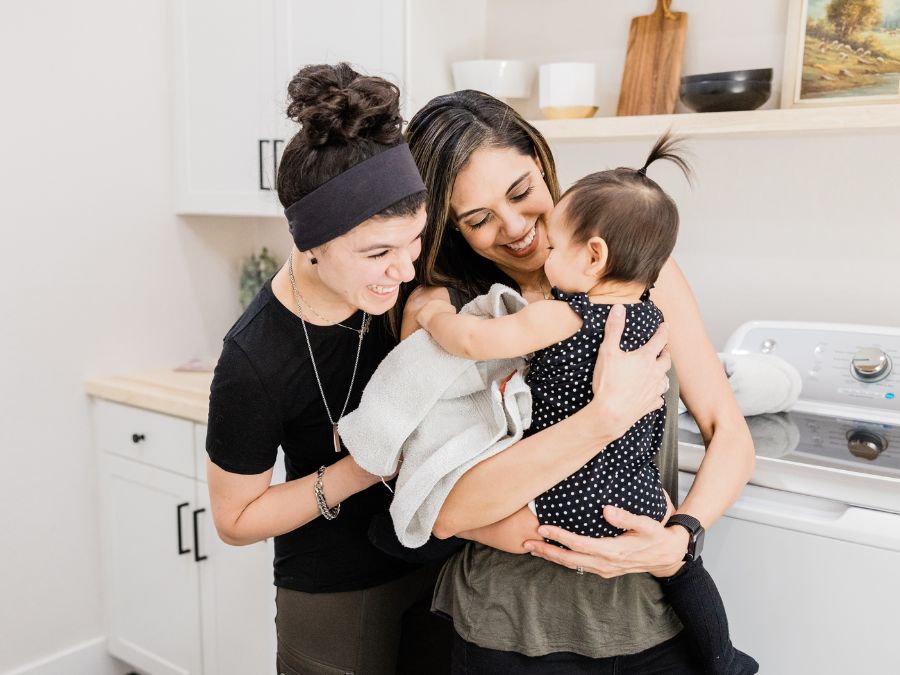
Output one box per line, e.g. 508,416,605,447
286,63,403,148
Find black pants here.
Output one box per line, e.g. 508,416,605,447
451,631,703,674
275,562,451,675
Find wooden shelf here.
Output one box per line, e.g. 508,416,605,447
529,104,900,141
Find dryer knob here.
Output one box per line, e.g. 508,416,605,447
846,429,887,460
851,347,892,383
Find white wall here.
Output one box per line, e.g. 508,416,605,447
0,2,286,672
485,0,900,345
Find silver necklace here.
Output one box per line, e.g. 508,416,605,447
539,276,552,300
289,255,369,335
288,254,368,453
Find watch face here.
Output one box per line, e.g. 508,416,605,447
694,527,706,559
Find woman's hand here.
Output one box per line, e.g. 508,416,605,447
523,494,687,578
588,304,671,440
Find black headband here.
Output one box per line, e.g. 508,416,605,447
285,143,426,251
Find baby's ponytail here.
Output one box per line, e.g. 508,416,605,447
635,131,693,185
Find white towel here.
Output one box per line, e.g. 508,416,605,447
339,284,532,548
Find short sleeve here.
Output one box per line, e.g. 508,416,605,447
206,339,281,475
550,287,592,319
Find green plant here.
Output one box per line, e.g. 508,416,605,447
239,247,280,309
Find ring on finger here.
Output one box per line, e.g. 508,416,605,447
575,566,585,575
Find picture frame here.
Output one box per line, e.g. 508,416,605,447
781,0,900,108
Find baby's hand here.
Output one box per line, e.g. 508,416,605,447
416,299,457,331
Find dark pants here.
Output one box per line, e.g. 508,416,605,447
451,631,704,674
275,562,451,675
660,558,759,675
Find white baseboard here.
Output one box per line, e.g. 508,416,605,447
3,637,131,675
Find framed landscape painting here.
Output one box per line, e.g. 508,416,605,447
782,0,900,107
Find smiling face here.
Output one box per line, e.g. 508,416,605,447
449,146,555,281
310,205,427,315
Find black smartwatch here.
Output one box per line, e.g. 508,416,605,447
665,514,705,561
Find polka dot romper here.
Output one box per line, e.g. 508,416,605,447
530,287,668,540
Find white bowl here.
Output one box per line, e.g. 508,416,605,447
451,60,533,100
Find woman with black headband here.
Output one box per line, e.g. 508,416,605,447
204,63,446,674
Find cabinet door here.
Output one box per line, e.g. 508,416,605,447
174,0,283,216
100,453,203,675
273,0,406,141
196,475,277,675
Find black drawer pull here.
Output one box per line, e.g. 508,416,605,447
177,502,191,555
132,433,145,444
258,139,271,190
193,508,208,562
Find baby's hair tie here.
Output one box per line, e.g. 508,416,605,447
637,166,648,177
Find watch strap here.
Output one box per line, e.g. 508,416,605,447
666,513,702,535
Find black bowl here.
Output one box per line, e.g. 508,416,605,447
679,79,772,113
681,68,773,84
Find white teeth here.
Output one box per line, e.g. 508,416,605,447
369,285,397,294
505,226,536,251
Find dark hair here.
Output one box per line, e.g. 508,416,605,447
392,90,560,332
277,63,425,222
561,132,692,289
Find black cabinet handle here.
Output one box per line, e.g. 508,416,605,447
272,139,284,185
193,508,208,562
132,433,145,444
258,139,271,190
177,502,191,555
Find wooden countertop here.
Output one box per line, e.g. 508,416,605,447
85,369,214,423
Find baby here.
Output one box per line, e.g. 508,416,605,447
417,134,758,675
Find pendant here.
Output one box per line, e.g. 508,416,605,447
333,423,342,453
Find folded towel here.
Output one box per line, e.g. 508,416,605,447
678,353,802,417
339,284,532,548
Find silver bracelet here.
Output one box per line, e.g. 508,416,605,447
314,465,341,520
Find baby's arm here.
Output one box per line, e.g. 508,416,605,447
417,298,582,360
458,506,541,554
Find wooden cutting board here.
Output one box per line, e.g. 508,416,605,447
617,0,688,116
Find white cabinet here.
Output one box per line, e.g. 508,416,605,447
95,401,277,675
174,0,283,216
194,422,279,675
196,480,277,675
100,453,204,675
175,0,407,217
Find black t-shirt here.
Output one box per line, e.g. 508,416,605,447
206,280,417,592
